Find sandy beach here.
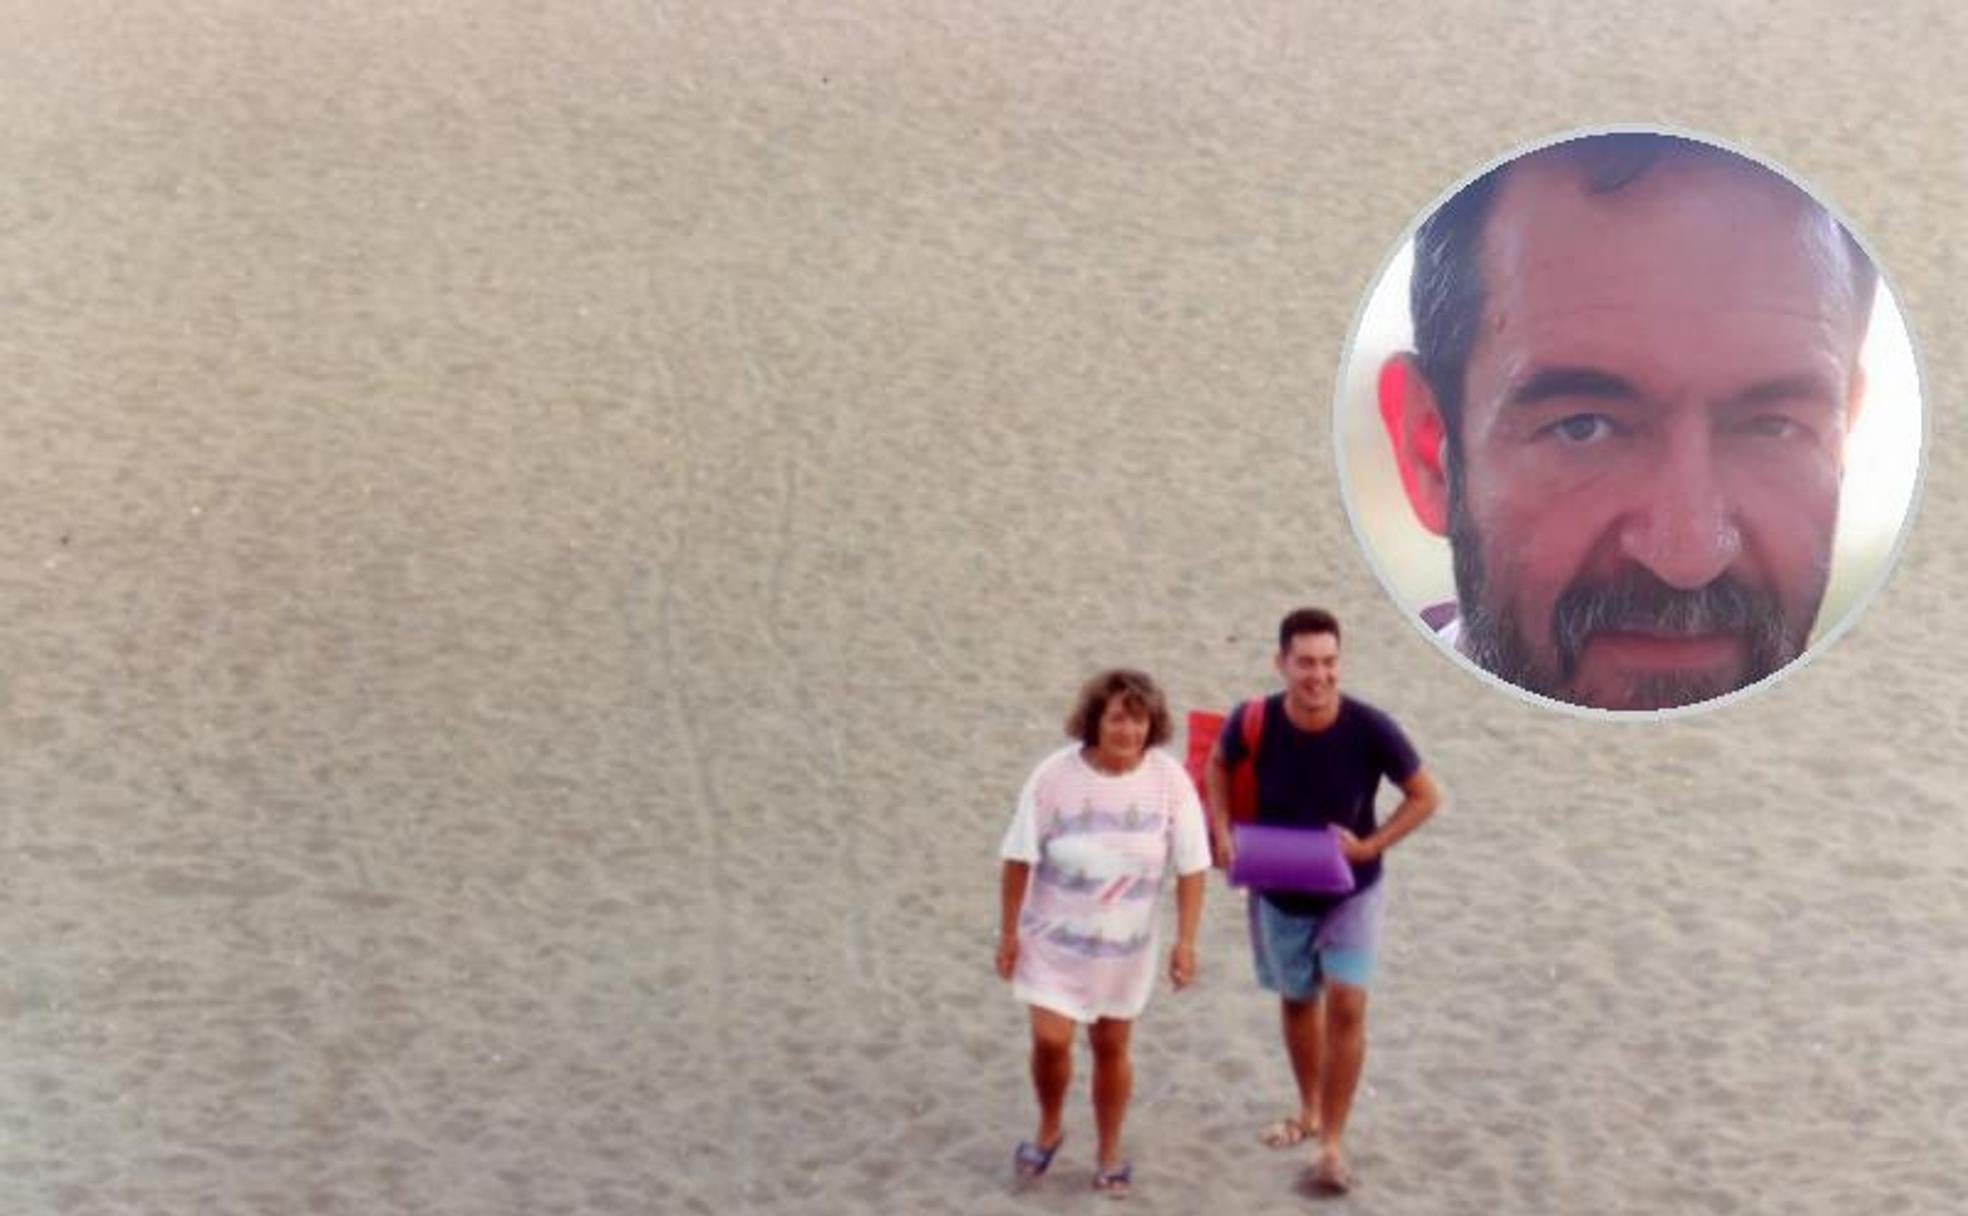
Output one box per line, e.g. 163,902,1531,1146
2,3,1964,1213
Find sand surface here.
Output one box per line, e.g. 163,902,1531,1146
2,3,1964,1213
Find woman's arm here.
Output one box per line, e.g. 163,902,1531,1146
1168,870,1204,988
996,860,1031,979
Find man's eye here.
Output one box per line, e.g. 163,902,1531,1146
1544,414,1617,444
1742,414,1809,441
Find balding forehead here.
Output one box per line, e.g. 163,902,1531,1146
1481,151,1867,335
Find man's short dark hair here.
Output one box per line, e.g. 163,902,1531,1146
1278,607,1342,654
1065,668,1173,749
1409,132,1880,452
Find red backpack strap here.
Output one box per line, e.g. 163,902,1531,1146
1240,696,1264,752
1225,696,1265,825
1182,710,1220,799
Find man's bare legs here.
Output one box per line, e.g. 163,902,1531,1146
1312,982,1369,1192
1264,992,1324,1146
1028,1006,1074,1153
1087,1018,1133,1172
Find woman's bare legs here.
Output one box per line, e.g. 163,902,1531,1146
1028,1006,1075,1151
1087,1017,1133,1170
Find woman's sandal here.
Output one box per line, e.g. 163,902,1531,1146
1091,1160,1132,1198
1013,1135,1064,1180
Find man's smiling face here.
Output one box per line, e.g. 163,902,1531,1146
1446,152,1867,710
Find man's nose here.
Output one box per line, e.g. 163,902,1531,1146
1617,428,1742,589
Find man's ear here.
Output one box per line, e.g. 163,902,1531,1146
1377,353,1451,536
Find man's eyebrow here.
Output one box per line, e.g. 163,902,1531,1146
1505,365,1641,407
1725,373,1841,409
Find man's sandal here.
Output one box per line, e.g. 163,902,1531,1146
1309,1153,1357,1195
1259,1116,1315,1148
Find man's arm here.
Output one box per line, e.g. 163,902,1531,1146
1343,768,1441,862
1203,741,1235,868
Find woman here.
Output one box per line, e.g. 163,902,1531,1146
995,668,1209,1197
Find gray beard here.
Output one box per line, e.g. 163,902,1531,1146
1444,464,1809,710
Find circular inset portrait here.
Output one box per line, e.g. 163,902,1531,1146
1336,127,1924,717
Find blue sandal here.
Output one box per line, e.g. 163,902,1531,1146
1013,1135,1064,1180
1092,1160,1132,1198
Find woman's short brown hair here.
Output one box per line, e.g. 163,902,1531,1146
1064,668,1173,750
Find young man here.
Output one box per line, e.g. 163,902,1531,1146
1205,608,1440,1193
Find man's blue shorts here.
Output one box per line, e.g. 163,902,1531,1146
1247,880,1386,998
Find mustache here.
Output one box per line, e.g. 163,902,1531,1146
1551,568,1786,676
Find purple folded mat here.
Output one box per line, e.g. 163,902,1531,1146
1228,824,1356,894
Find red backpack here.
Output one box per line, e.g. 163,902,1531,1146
1183,698,1266,824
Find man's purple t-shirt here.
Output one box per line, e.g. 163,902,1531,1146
1219,693,1421,914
